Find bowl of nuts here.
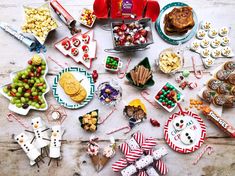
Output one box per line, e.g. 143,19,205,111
21,3,59,44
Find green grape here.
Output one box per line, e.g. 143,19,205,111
24,84,29,89
32,87,36,92
24,93,30,97
42,89,46,93
18,83,23,87
28,101,32,105
10,99,15,104
39,92,42,96
11,83,16,88
3,87,8,93
35,104,40,109
41,60,46,65
43,84,46,89
12,89,17,93
15,99,21,104
7,92,11,96
21,97,26,103
16,103,22,108
38,86,43,90
16,92,21,97
30,79,35,84
40,104,46,108
36,79,40,84
39,77,44,82
18,87,23,93
22,75,26,79
32,92,37,96
41,65,46,70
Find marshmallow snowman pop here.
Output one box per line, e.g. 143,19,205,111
15,132,43,166
42,125,66,166
25,117,50,155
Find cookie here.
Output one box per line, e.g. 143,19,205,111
70,87,87,103
59,72,76,88
213,95,226,106
216,69,231,81
224,61,235,71
173,116,187,131
180,128,195,145
228,73,235,85
202,90,215,103
208,79,222,90
217,83,231,94
64,80,81,95
224,96,235,108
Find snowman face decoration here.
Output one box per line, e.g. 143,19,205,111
31,117,44,130
82,34,90,44
173,116,187,131
15,133,29,146
51,126,62,139
180,128,196,145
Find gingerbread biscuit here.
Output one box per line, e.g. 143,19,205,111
59,72,76,88
64,80,81,95
70,87,87,103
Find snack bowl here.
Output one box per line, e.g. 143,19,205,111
104,56,123,72
154,82,183,112
78,8,96,28
0,54,49,115
96,79,122,106
126,57,155,90
79,109,98,132
21,3,59,44
156,47,184,74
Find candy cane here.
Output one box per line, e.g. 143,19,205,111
106,125,131,135
98,108,116,124
119,142,130,156
112,158,128,172
191,57,203,79
177,102,185,116
7,112,29,129
141,90,159,108
193,145,214,165
155,159,168,175
138,170,148,176
48,56,68,69
117,58,131,79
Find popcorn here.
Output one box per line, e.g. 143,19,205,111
22,4,58,43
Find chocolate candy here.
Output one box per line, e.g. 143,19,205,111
208,79,222,90
202,90,216,103
224,61,235,71
217,83,231,94
155,83,182,109
228,73,235,85
202,106,235,137
213,95,226,106
105,56,119,71
112,21,149,47
216,69,231,81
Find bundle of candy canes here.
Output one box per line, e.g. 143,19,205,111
112,132,168,176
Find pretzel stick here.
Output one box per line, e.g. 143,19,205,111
140,68,147,85
139,66,144,85
130,70,136,85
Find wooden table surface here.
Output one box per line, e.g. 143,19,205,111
0,0,235,176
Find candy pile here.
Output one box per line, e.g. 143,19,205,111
112,21,150,47
185,98,204,111
154,83,183,111
22,5,58,44
96,81,122,106
79,8,96,28
79,110,98,132
130,65,152,86
105,56,121,72
3,55,47,109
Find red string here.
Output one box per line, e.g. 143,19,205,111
141,90,159,108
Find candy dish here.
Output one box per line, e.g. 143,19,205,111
126,57,154,90
104,56,123,72
96,79,122,106
154,82,183,112
155,2,198,45
21,3,59,44
110,18,153,52
79,110,98,132
78,8,96,28
0,54,49,115
52,67,95,109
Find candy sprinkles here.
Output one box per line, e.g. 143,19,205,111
0,0,234,175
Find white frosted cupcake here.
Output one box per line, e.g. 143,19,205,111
219,27,229,37
221,36,230,46
201,48,211,58
222,46,232,57
211,49,221,58
196,29,206,40
200,38,210,48
211,38,221,48
208,28,218,38
191,41,200,51
201,21,212,31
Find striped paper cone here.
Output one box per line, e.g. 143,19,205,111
112,158,128,172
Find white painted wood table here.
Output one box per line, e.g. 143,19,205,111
0,0,235,176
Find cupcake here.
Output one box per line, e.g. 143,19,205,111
200,39,210,48
221,36,230,46
217,83,231,94
208,28,218,38
211,38,221,48
202,90,216,103
224,96,235,108
219,27,229,37
196,29,206,39
222,47,232,57
211,49,221,58
201,48,210,58
224,61,235,71
228,73,235,85
191,41,200,51
213,95,226,106
201,21,212,31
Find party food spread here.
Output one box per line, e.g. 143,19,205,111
1,54,48,113
59,72,87,103
79,110,98,132
164,6,194,35
22,4,58,44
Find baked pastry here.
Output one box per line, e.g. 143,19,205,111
213,95,226,106
202,90,216,103
216,69,231,81
224,61,235,71
208,79,222,90
217,83,231,94
164,6,195,36
224,96,235,108
228,73,235,85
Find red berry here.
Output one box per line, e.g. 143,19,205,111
28,60,32,65
155,96,160,100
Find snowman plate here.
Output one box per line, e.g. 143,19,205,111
155,2,198,45
164,111,206,153
52,67,95,109
0,54,50,115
